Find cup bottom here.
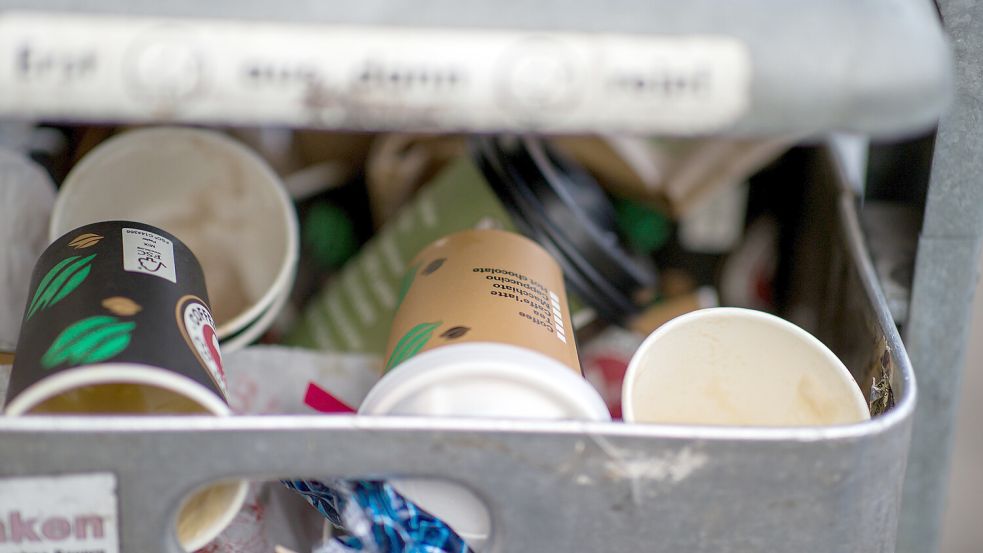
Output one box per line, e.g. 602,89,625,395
177,480,250,551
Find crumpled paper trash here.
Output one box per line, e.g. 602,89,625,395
198,346,383,553
223,345,381,416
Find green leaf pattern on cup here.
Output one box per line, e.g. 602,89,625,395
385,321,441,371
41,315,136,369
26,254,97,319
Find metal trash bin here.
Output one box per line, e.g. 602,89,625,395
0,145,914,552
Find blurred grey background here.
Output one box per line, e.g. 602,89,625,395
940,264,983,553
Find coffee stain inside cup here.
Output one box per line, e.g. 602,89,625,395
632,354,869,426
147,176,254,329
159,224,250,327
196,246,250,326
795,373,848,424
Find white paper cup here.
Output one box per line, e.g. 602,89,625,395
360,342,610,549
622,307,870,426
0,148,55,351
50,127,298,351
4,363,249,552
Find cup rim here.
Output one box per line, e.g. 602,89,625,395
3,362,248,549
219,276,293,353
178,479,249,551
620,307,869,424
360,342,611,421
3,362,231,416
49,126,299,341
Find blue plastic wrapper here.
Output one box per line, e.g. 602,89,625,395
282,479,474,553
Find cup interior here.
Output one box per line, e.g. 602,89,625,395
25,384,247,551
51,127,297,339
623,308,870,426
176,480,249,551
218,280,292,353
4,364,248,551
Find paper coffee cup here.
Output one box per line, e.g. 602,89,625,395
50,127,299,351
360,229,609,548
289,157,514,354
5,220,247,551
622,307,870,426
288,136,660,356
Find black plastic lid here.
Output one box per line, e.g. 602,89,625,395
472,136,658,323
504,138,657,292
474,139,637,318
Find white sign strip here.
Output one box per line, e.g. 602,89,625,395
0,12,751,133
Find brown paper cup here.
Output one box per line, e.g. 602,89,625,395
382,228,580,374
360,229,609,548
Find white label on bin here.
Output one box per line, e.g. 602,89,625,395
0,12,751,133
122,228,177,283
0,473,119,553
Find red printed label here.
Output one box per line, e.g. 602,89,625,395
304,382,355,413
176,295,226,398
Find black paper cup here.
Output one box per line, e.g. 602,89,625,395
4,220,246,551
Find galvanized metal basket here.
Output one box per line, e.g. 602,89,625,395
0,146,913,552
